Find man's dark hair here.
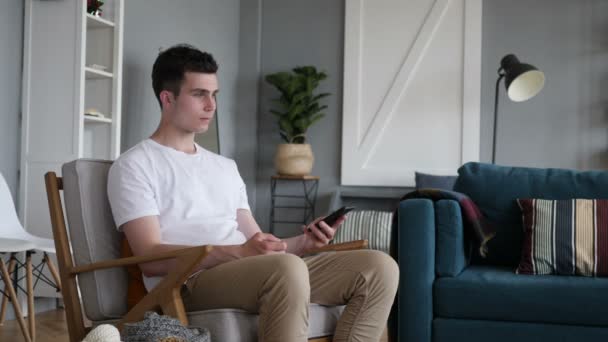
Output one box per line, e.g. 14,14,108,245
151,44,218,108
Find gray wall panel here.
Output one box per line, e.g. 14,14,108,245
254,0,344,235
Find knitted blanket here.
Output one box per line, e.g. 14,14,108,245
122,312,210,342
394,189,495,257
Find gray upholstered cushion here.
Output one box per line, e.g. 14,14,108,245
97,304,344,340
189,304,343,340
62,159,127,320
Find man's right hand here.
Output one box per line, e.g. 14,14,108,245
241,232,287,257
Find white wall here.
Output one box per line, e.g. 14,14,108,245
0,0,24,200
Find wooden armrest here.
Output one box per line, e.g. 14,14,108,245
69,245,212,275
68,245,213,331
117,245,212,330
304,239,368,256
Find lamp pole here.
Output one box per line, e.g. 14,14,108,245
492,70,505,164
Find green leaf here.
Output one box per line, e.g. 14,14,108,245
309,113,325,127
294,118,307,131
270,109,284,117
305,103,321,116
279,117,294,135
270,99,285,108
292,93,307,106
288,104,305,121
312,93,330,102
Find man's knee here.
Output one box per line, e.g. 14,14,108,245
359,250,400,291
265,254,310,296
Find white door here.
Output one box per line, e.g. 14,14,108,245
20,0,83,298
341,0,481,186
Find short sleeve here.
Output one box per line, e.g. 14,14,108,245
233,161,251,211
107,159,160,230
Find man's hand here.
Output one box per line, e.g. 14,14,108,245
241,232,287,257
301,215,347,252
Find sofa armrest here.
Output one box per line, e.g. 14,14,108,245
435,199,469,277
396,198,435,342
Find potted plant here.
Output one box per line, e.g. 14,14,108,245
87,0,104,16
265,66,330,176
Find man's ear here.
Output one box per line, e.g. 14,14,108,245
159,90,174,109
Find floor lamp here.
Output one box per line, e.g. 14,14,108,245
492,54,545,164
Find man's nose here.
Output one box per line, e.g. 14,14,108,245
204,97,216,111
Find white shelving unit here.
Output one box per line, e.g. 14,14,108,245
20,0,124,298
84,116,113,124
85,66,114,79
86,13,116,28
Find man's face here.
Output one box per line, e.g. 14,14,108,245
166,72,218,134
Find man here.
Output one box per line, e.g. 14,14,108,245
108,44,398,342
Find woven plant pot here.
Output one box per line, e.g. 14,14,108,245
274,143,314,176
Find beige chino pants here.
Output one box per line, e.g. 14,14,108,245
182,249,399,342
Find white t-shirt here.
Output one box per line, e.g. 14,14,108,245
107,139,249,290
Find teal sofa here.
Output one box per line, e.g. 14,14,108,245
396,162,608,341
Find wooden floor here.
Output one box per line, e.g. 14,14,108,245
0,309,69,342
0,309,389,341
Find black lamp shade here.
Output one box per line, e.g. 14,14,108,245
500,54,545,102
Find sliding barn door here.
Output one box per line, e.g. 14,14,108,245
341,0,481,186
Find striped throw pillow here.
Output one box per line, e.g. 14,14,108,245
332,210,394,254
517,198,608,276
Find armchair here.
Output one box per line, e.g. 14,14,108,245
44,159,367,342
396,162,608,342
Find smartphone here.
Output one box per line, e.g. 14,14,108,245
308,206,356,231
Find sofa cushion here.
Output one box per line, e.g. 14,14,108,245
434,318,608,342
517,198,608,276
454,162,608,267
435,265,608,326
415,172,457,190
332,210,393,254
435,200,468,277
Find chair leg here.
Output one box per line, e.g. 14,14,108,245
44,253,62,291
0,257,32,342
0,253,17,325
26,252,36,342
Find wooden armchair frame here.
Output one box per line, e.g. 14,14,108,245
44,172,367,342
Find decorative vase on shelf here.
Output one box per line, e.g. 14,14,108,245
274,143,314,176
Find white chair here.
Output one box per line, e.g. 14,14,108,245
0,238,35,342
0,173,62,342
